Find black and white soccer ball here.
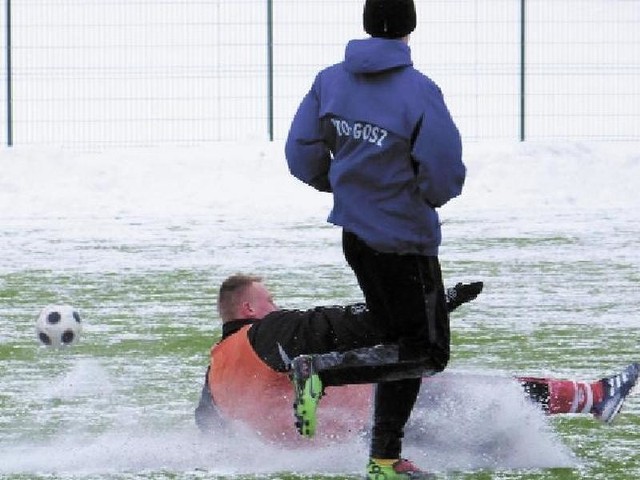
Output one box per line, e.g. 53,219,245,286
36,304,83,347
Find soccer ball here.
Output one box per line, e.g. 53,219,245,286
36,304,83,347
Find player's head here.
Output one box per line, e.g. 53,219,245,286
217,274,277,322
363,0,417,40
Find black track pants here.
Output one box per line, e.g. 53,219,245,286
342,230,450,459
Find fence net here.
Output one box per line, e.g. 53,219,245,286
1,0,638,146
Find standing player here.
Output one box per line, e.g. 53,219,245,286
285,1,465,477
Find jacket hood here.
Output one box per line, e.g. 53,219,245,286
344,37,413,74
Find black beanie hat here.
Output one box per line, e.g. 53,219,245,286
363,0,417,39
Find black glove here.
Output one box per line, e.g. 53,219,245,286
445,281,484,312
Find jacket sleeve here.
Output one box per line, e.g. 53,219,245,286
284,78,332,193
412,86,466,208
248,304,385,372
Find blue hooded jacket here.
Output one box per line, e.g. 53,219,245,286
285,38,465,255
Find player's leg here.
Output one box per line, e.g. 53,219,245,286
518,362,639,423
342,230,447,477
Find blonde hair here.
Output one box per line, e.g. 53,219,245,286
217,274,263,322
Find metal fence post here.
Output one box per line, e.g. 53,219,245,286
5,0,13,146
519,0,525,142
267,0,274,141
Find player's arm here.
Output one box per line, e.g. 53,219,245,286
412,85,465,208
285,77,332,193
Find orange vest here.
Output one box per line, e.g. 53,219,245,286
209,325,373,446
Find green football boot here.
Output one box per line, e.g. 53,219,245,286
366,458,435,480
290,354,323,437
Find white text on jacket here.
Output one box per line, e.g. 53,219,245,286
331,118,388,147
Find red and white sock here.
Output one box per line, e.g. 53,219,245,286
547,379,604,415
